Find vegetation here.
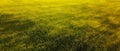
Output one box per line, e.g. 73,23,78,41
0,0,120,51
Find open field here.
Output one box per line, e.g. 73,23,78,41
0,0,120,51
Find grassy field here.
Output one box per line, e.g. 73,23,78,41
0,0,120,51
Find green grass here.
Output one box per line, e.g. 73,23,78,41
0,0,120,51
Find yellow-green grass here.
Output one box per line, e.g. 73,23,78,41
0,0,120,51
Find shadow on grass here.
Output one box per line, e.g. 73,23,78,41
0,13,35,32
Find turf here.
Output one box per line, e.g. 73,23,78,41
0,0,120,51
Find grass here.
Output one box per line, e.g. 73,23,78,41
0,0,120,51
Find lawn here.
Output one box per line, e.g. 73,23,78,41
0,0,120,51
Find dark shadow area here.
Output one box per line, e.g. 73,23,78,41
0,13,35,32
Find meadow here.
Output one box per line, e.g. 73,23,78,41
0,0,120,51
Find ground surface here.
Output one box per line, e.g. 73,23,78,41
0,0,120,51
